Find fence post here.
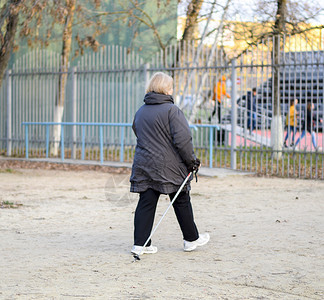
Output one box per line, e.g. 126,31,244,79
120,126,125,163
6,70,12,156
25,125,29,159
99,126,103,164
209,127,213,168
230,59,237,170
46,125,50,158
143,63,149,87
61,125,64,161
71,67,77,159
81,125,85,160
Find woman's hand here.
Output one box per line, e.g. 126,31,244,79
188,158,201,172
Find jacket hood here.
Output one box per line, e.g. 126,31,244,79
144,92,174,105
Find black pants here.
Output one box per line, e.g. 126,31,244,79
211,103,225,145
134,189,199,246
211,102,221,123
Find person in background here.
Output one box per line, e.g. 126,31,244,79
130,72,210,257
247,87,257,134
209,75,230,145
284,98,298,148
209,75,230,123
294,102,319,150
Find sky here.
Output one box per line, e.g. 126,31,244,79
178,0,324,25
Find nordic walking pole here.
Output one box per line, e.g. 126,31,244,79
133,172,193,262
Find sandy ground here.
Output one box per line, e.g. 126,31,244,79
0,167,323,300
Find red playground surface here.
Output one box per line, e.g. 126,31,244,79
229,130,323,150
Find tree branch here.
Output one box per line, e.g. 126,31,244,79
128,0,166,50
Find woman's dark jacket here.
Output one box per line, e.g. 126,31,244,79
130,92,196,194
302,108,315,132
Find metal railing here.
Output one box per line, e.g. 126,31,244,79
1,36,324,179
22,122,132,163
22,122,220,167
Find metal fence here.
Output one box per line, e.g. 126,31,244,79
1,34,323,179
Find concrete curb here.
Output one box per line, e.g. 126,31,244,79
0,156,254,177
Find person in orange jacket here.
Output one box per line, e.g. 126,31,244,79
209,75,230,123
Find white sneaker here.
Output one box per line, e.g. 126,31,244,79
131,245,158,256
184,233,210,252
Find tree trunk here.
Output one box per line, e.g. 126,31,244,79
270,0,287,158
183,0,231,123
51,0,76,156
0,1,19,88
173,0,204,71
181,0,204,42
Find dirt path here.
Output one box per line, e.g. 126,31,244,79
0,167,323,299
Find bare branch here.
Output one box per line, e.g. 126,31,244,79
127,0,166,50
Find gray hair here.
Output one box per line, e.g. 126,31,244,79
146,72,173,95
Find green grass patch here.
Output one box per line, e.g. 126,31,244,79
0,168,16,173
1,201,23,209
12,145,324,179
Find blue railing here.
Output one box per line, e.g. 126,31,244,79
22,122,219,168
193,124,220,168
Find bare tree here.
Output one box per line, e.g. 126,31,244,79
181,0,204,41
0,1,19,87
0,0,48,87
51,0,76,155
0,0,108,154
225,0,323,56
271,0,287,157
222,0,323,156
182,0,233,122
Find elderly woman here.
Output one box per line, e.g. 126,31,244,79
130,72,209,256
